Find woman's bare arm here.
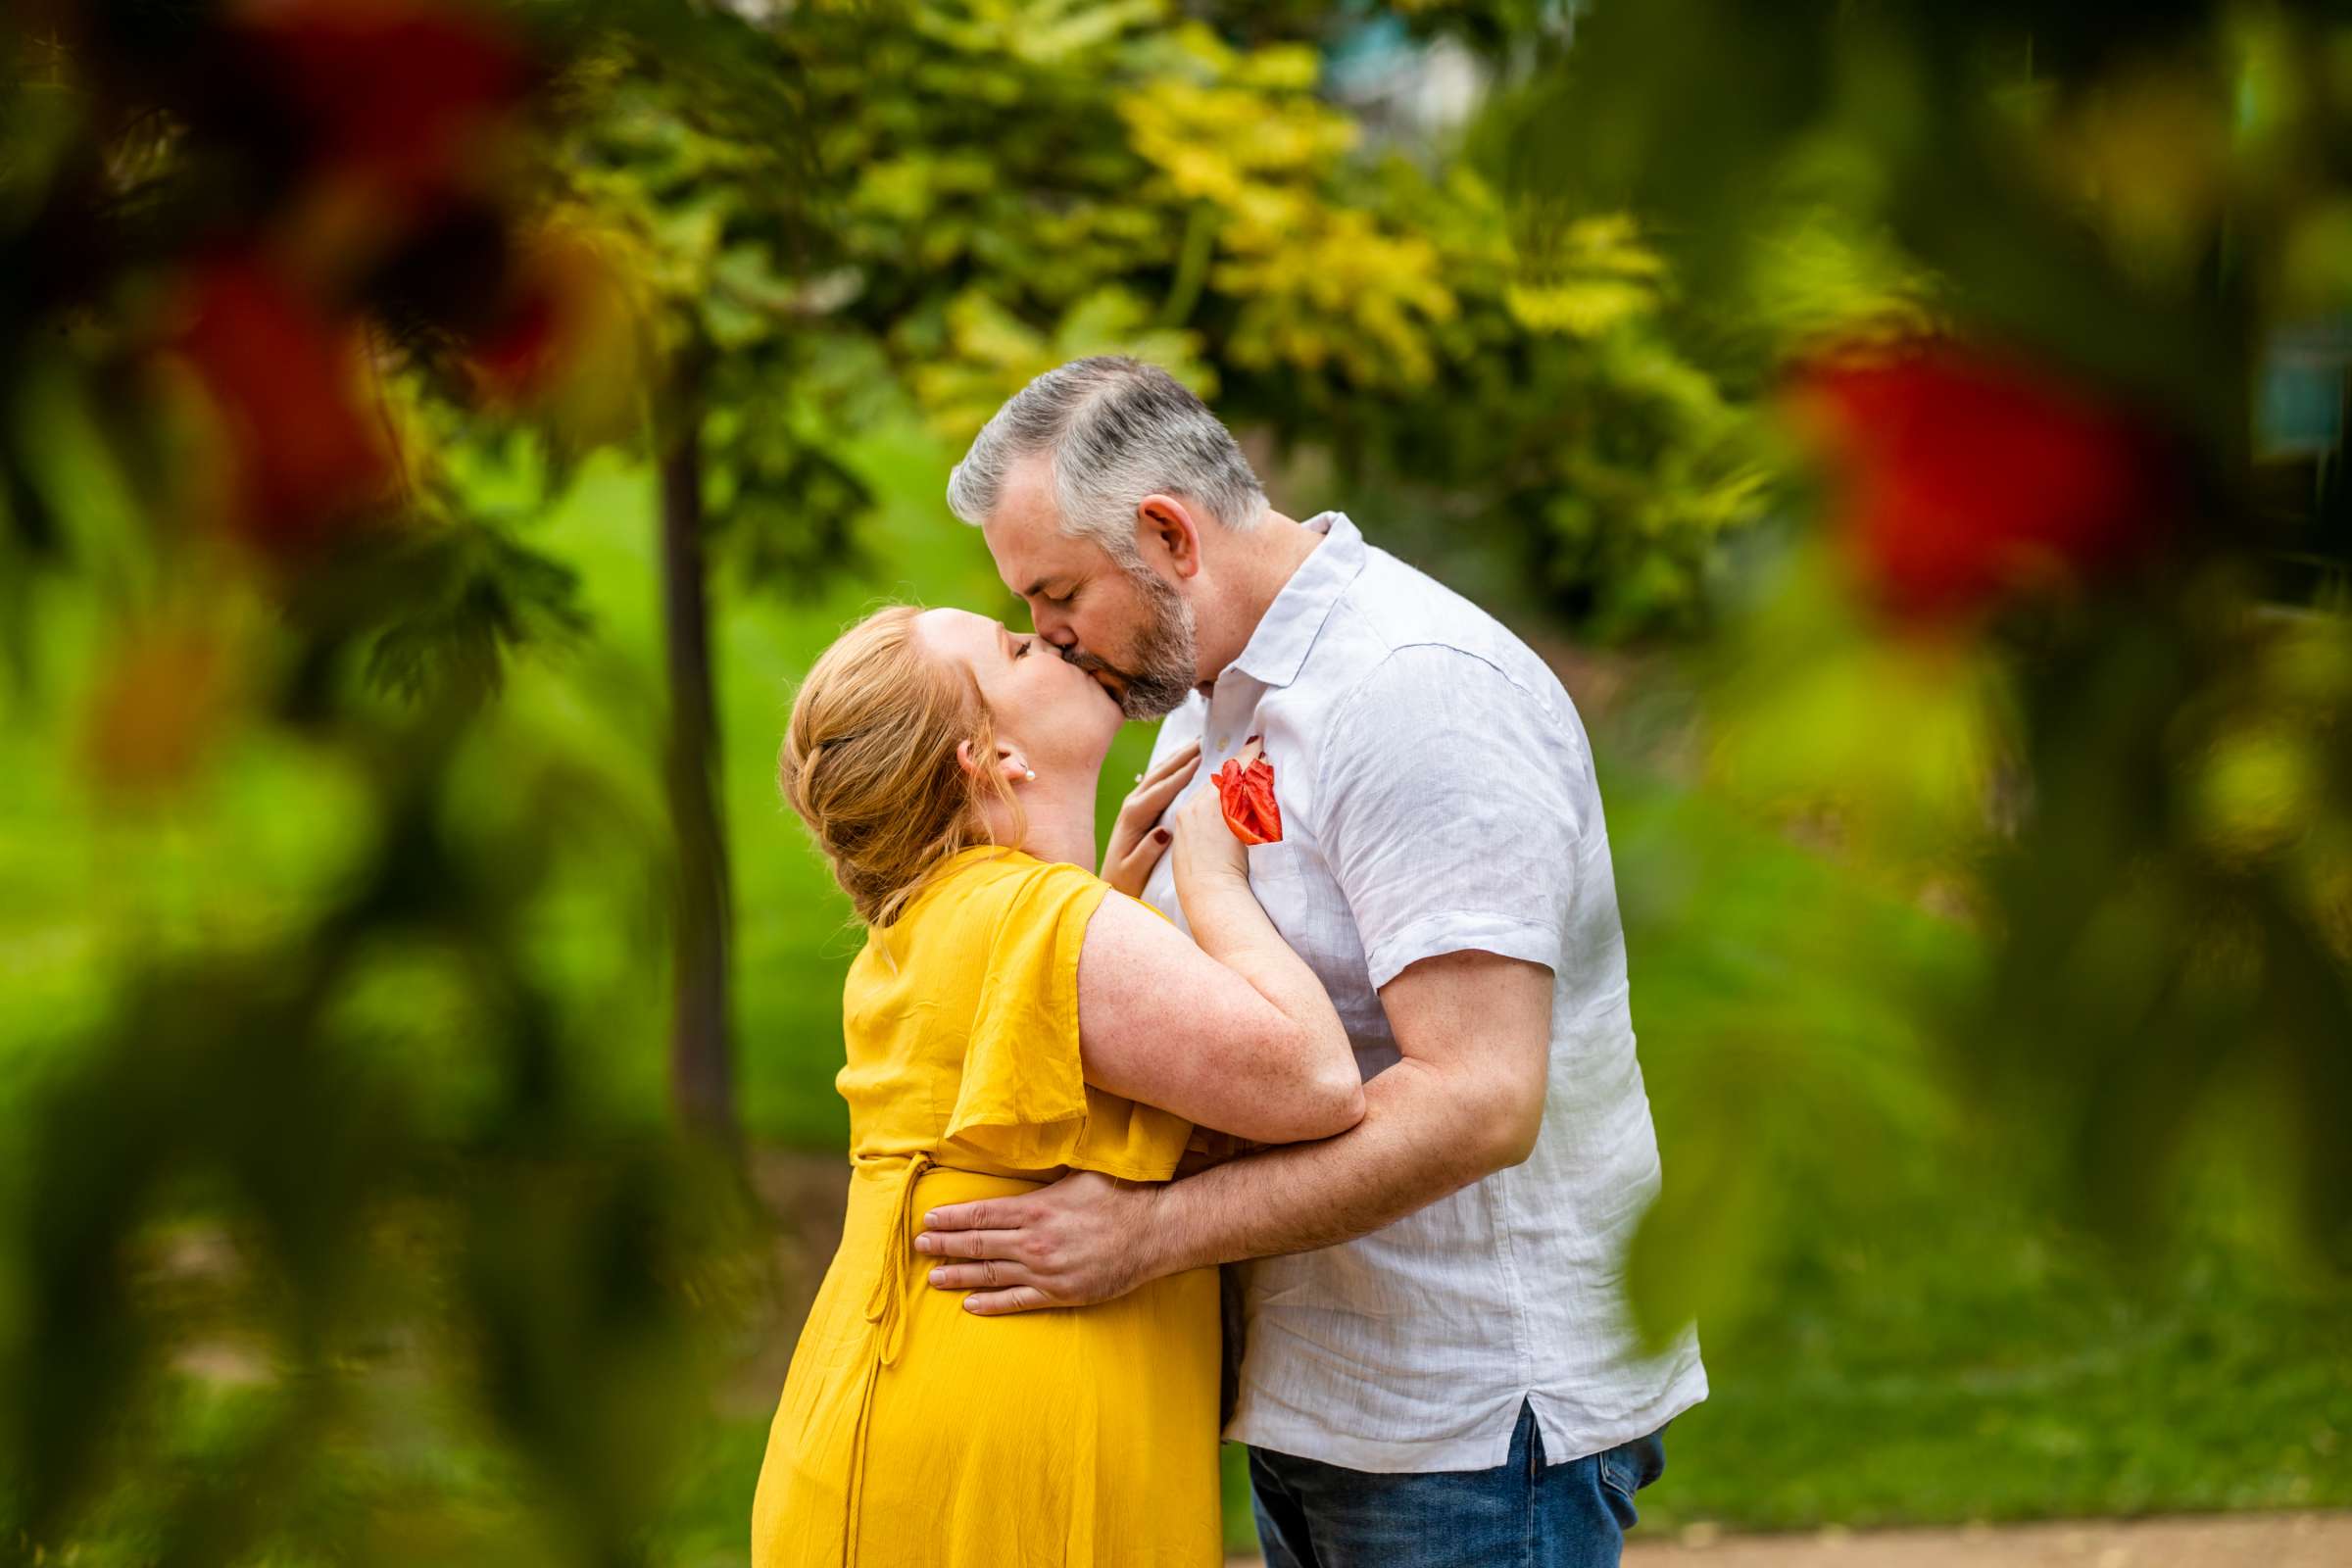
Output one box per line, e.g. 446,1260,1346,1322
1075,780,1362,1145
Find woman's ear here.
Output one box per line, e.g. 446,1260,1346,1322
955,739,1033,784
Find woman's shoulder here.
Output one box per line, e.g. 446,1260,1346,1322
895,845,1105,931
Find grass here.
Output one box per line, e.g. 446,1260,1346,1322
5,419,2348,1561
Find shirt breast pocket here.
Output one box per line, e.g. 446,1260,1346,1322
1243,836,1310,900
1241,836,1344,966
1242,837,1372,1023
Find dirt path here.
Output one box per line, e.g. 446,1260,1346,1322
1229,1509,2350,1565
1618,1512,2352,1566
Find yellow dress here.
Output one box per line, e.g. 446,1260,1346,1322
751,846,1224,1568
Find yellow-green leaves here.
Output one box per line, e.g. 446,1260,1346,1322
912,288,1212,437
1504,212,1670,337
1116,30,1458,388
913,0,1170,65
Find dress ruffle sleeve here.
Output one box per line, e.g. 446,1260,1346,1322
939,859,1193,1182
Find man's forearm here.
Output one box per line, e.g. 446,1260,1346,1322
1145,1056,1502,1276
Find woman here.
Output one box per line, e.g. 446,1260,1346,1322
752,604,1363,1568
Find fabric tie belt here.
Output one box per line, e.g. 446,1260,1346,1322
841,1151,939,1567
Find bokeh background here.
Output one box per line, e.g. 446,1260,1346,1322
3,2,2348,1563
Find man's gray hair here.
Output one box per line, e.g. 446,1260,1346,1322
945,356,1268,567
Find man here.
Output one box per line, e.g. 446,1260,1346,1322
917,356,1705,1566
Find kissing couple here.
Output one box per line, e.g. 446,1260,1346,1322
753,356,1705,1568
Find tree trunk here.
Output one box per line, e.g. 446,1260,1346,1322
657,373,737,1146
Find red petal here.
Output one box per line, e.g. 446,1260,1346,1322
1213,753,1283,845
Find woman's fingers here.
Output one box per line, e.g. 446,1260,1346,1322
1119,746,1200,815
1172,783,1250,876
1143,738,1202,783
1110,822,1175,890
1177,782,1227,831
1112,757,1200,848
1131,754,1200,812
1105,742,1207,886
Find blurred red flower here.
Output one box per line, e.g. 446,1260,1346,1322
459,220,643,437
467,277,562,400
464,232,604,407
172,251,396,554
234,0,535,218
1786,338,2185,624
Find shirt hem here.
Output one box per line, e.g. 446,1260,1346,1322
1363,910,1562,991
1227,1363,1709,1475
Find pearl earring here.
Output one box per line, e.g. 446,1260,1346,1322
1024,769,1037,780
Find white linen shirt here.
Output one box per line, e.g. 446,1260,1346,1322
1138,509,1707,1473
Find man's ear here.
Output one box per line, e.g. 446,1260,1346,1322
1137,495,1204,580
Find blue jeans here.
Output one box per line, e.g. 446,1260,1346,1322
1248,1402,1668,1568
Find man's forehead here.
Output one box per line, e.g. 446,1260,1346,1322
984,483,1103,589
996,454,1059,523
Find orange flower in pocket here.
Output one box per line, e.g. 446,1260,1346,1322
1212,739,1282,845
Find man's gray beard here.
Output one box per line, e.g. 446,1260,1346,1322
1065,566,1200,721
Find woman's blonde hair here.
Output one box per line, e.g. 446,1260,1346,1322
779,605,1024,927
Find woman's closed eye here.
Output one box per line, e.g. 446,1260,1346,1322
1014,637,1035,659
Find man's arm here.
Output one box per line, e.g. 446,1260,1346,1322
915,948,1550,1313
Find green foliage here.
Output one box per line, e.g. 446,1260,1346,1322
1556,762,2350,1532
912,286,1216,437
1506,0,2352,1338
537,0,1770,637
0,648,763,1561
17,2,2348,1560
0,6,786,1560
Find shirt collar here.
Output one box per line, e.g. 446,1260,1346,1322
1221,510,1368,691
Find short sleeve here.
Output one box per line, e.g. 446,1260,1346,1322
940,860,1193,1181
1319,645,1587,989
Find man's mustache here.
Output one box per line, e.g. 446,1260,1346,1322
1055,643,1126,686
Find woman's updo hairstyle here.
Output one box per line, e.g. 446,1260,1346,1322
780,605,1023,927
